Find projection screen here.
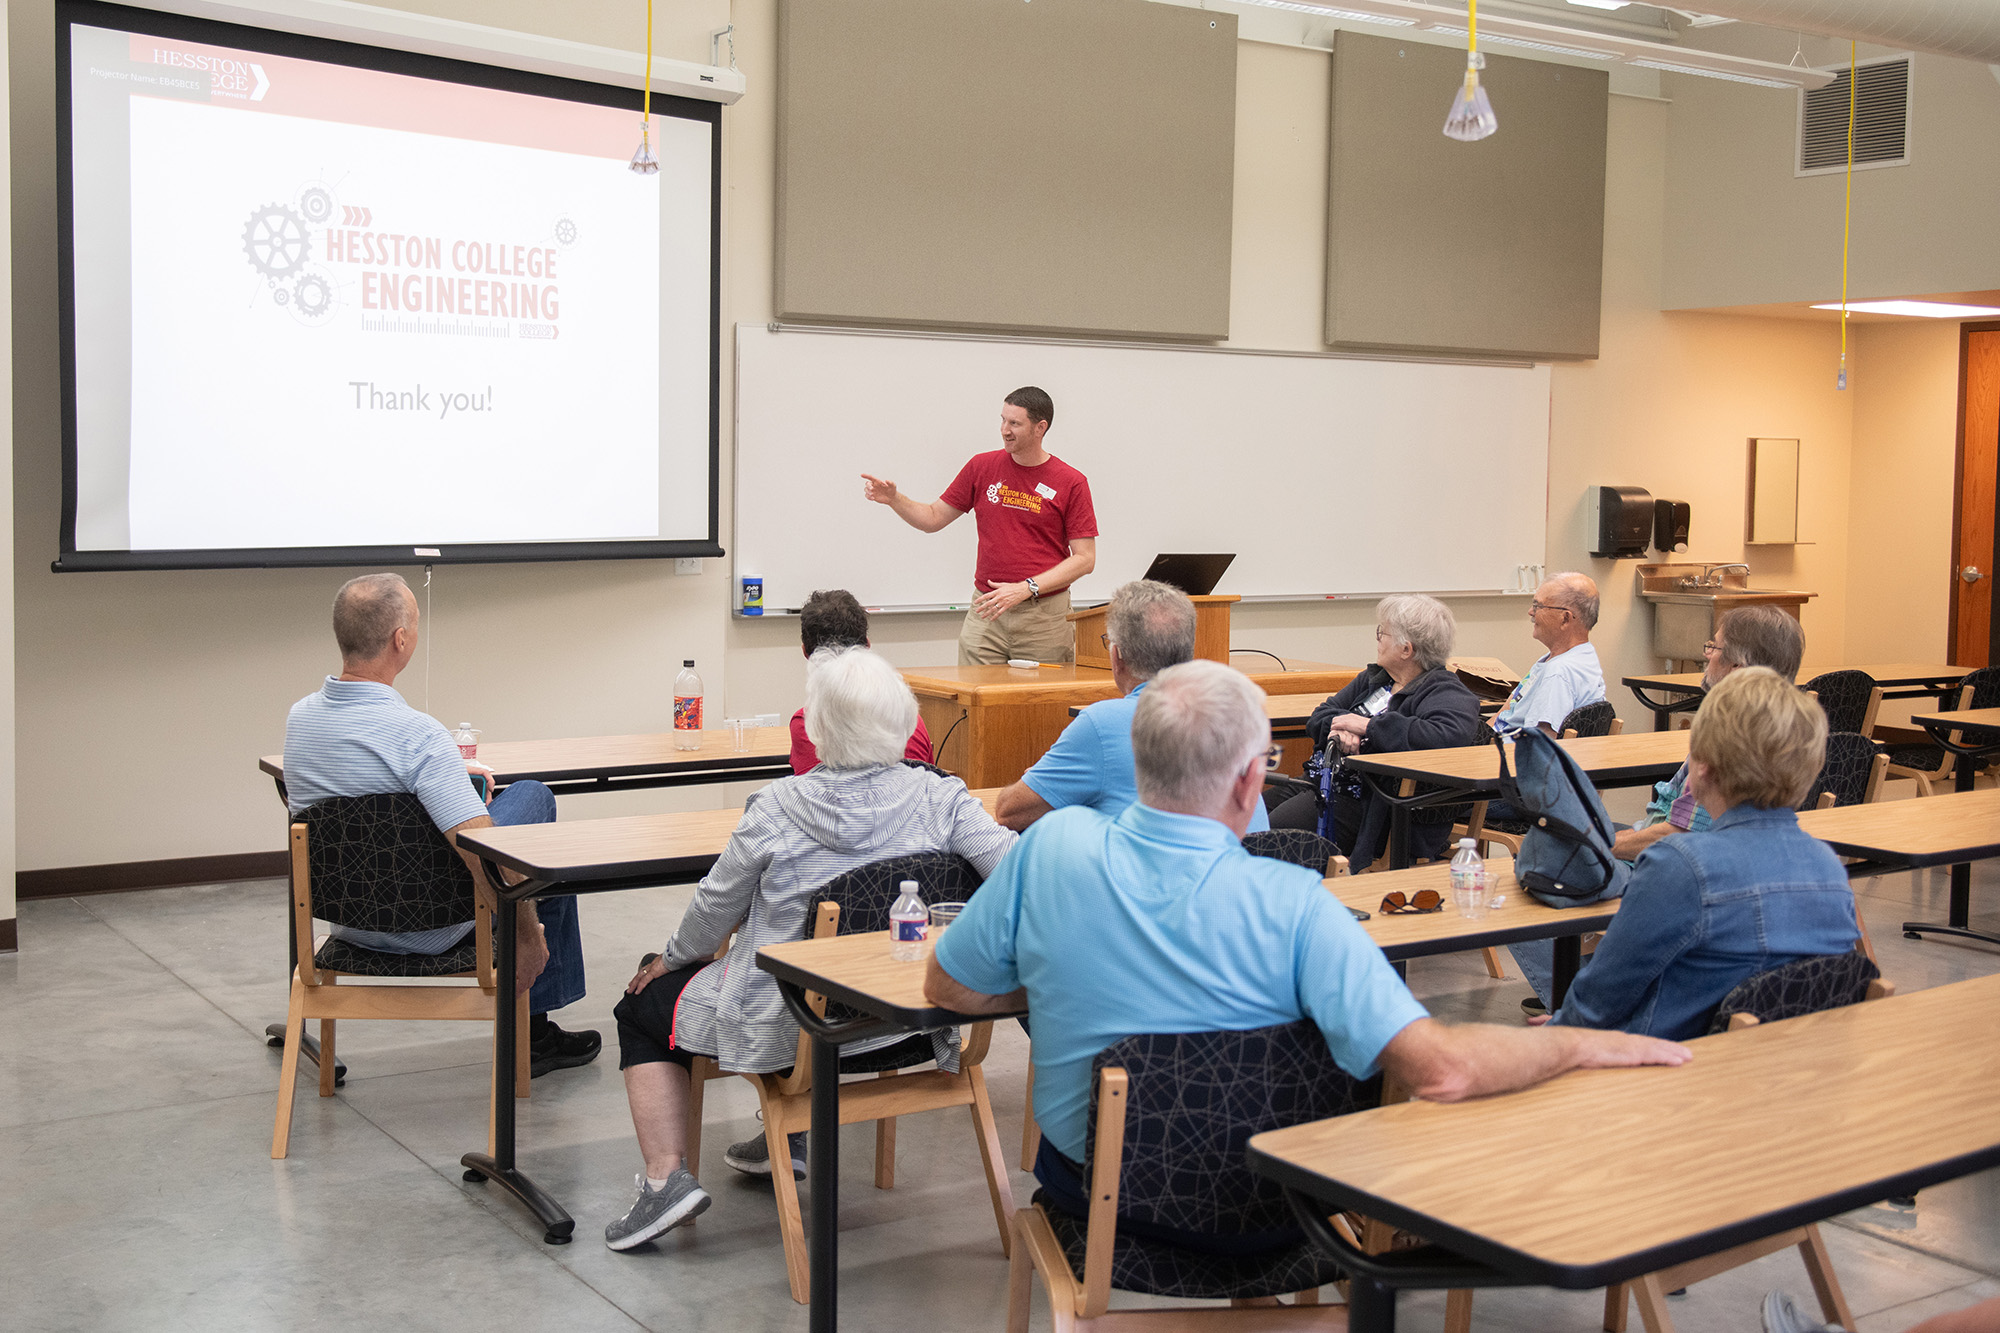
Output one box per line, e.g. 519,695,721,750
56,0,720,570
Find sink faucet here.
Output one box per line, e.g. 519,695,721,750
1702,563,1750,588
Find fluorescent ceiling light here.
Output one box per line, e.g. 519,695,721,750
1235,0,1418,23
1567,0,1630,9
1627,58,1795,88
1425,24,1618,59
1809,300,2000,318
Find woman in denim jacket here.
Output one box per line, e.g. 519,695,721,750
1547,667,1859,1041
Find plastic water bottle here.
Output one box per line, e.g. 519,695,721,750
453,722,479,760
1449,837,1488,919
673,660,704,750
890,880,928,961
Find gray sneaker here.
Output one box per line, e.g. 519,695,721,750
725,1130,808,1180
1761,1290,1842,1333
604,1169,710,1251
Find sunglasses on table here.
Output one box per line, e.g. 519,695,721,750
1379,889,1444,915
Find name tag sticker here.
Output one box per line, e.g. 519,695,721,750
1035,482,1057,500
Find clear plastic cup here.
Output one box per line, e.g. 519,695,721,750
726,718,748,752
927,901,967,940
1453,872,1490,921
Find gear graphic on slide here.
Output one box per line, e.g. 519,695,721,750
296,184,336,225
272,286,290,307
292,272,332,319
242,203,311,281
553,217,578,247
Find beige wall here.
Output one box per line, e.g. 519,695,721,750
2,3,1961,875
1844,319,1961,664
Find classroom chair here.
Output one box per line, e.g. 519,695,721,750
271,793,527,1159
1007,1020,1365,1333
684,851,1013,1305
1800,670,1883,737
1598,951,1893,1333
1803,732,1890,811
1883,668,2000,796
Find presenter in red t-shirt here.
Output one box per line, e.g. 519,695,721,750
862,386,1098,665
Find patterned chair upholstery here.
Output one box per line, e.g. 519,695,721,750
302,793,479,977
1242,829,1340,876
1703,950,1881,1035
1886,667,2000,794
1558,699,1619,740
1030,1020,1372,1303
813,851,984,1067
1800,732,1887,811
1802,670,1878,735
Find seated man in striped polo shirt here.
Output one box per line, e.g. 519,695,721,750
282,572,598,1077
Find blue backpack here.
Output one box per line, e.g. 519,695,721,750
1493,730,1630,905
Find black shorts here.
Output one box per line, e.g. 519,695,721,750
613,961,715,1071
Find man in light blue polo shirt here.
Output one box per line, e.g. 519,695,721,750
993,579,1268,834
283,573,598,1077
929,660,1690,1253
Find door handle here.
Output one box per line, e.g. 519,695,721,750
1965,566,1985,584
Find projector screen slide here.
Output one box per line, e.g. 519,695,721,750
57,0,720,570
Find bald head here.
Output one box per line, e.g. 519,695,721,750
1544,572,1599,629
334,573,417,666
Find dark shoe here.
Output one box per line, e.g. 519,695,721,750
604,1169,710,1251
531,1018,602,1078
726,1129,807,1180
1521,996,1548,1018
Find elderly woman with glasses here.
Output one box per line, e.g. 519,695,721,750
1268,594,1482,869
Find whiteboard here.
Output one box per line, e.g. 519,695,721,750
733,324,1550,612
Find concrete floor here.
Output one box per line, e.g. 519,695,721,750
4,819,1998,1331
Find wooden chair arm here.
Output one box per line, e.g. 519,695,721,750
1079,1067,1129,1320
776,902,845,1098
959,1019,994,1067
289,824,322,987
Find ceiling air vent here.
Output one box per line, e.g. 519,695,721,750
1798,55,1910,176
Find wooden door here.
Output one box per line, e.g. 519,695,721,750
1952,325,2000,667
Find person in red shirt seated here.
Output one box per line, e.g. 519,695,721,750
861,386,1098,665
789,588,935,773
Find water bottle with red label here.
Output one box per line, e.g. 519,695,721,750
454,722,480,761
673,660,704,750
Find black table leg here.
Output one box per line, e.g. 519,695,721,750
1389,805,1411,871
461,885,576,1244
810,1032,841,1333
1347,1274,1398,1332
1551,935,1583,1009
1901,752,2000,950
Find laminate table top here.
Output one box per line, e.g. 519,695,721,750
1249,973,2000,1291
1623,664,1970,694
910,661,1358,708
261,726,794,796
1342,730,1691,792
1798,787,2000,870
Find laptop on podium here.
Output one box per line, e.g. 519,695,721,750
1141,553,1235,597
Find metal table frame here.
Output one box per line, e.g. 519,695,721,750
1896,714,2000,951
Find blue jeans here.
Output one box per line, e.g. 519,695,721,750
488,781,585,1016
1511,940,1556,1008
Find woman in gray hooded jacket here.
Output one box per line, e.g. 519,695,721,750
603,647,1015,1251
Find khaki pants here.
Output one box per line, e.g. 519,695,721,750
958,588,1074,665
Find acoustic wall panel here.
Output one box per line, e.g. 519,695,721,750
1327,32,1607,361
776,0,1237,340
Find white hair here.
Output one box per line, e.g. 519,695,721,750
1132,660,1270,814
1377,594,1456,673
803,647,919,769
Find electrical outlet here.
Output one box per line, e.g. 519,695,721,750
675,558,702,575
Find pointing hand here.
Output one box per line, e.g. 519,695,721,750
861,473,899,505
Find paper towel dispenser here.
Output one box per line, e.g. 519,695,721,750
1654,499,1690,554
1587,486,1653,559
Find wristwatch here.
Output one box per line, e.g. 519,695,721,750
1024,577,1041,601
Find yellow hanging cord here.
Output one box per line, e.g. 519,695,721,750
642,0,654,135
1469,0,1478,57
1839,40,1855,387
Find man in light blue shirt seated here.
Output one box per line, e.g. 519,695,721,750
283,573,598,1077
993,579,1268,833
928,660,1690,1254
1491,572,1606,737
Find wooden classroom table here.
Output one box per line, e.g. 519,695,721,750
257,726,793,1091
1342,731,1692,869
905,660,1356,790
752,863,1620,1333
1248,973,2000,1333
1623,663,1971,732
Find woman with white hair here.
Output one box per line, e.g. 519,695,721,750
603,647,1014,1251
1269,594,1482,868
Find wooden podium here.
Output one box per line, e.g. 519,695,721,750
1067,594,1237,669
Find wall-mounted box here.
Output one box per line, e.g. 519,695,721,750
1588,485,1653,559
